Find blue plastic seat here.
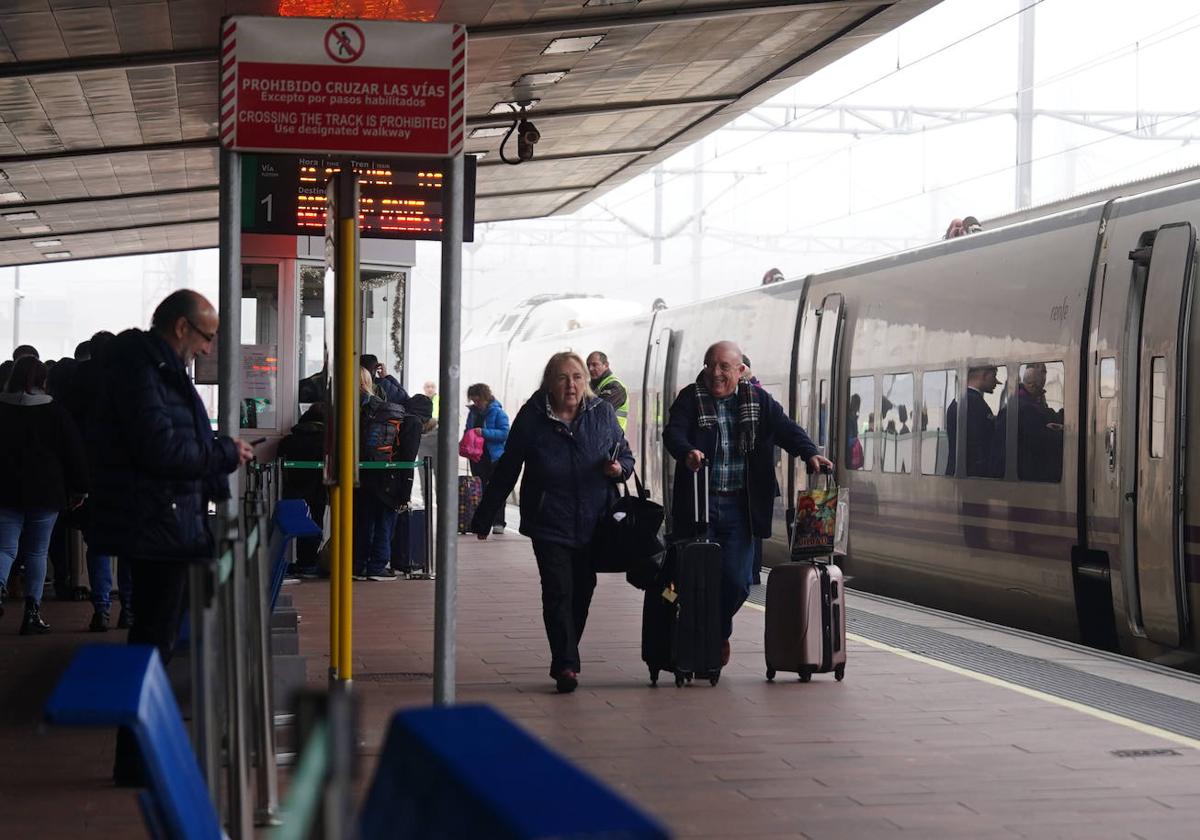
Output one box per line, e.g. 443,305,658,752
44,644,222,840
268,498,323,610
359,704,669,840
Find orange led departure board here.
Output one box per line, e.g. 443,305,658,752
241,153,475,241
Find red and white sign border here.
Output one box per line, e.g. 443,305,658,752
219,17,466,158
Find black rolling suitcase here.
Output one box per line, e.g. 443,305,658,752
641,465,723,687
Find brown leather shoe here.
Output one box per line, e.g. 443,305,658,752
721,640,731,667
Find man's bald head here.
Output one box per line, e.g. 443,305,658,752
152,289,218,366
702,340,745,399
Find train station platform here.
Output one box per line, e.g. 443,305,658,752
7,527,1200,839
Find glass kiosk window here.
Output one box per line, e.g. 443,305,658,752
298,263,408,404
240,264,280,430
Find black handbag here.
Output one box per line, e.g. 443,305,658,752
590,469,666,589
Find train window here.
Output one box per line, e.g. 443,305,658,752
1016,362,1066,482
847,375,876,471
881,373,914,474
818,379,828,448
964,364,1007,479
920,369,957,476
1098,357,1117,398
1150,356,1166,459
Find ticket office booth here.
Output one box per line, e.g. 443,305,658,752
231,235,415,462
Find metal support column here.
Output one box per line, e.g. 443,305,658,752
433,154,464,706
329,485,341,680
334,172,359,683
1015,0,1036,209
217,147,252,839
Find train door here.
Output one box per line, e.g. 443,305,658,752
812,294,845,463
789,297,820,526
1123,223,1195,646
644,327,675,517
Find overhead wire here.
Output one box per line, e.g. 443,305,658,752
600,0,1055,214
599,1,1200,232
689,7,1200,234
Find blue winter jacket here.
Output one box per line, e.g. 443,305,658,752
85,329,240,560
471,393,634,548
465,399,510,463
664,383,818,539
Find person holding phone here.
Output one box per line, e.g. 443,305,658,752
472,351,633,694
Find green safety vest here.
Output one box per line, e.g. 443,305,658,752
597,373,629,430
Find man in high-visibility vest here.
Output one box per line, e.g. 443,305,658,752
423,380,440,420
586,351,629,431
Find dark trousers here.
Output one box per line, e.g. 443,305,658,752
354,493,396,576
532,540,596,677
114,558,189,783
470,454,505,527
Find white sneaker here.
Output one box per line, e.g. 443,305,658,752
492,525,505,535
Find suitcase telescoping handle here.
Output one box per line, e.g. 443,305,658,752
693,460,710,533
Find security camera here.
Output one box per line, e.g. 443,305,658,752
516,118,540,162
500,105,543,165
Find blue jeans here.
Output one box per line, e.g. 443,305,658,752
0,507,59,604
708,493,755,641
88,549,132,613
354,494,397,576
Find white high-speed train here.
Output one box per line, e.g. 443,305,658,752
463,178,1200,669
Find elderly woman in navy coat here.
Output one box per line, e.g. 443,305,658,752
472,351,634,694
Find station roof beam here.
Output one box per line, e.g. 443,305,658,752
0,0,940,263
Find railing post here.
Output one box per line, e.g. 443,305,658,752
245,466,280,826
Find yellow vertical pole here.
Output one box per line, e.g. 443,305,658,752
336,172,358,682
328,485,340,679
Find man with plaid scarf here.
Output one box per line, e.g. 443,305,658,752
665,340,832,665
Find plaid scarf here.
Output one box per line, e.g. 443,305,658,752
693,373,759,454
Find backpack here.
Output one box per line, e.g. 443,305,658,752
362,396,406,462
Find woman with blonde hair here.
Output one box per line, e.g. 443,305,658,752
472,351,634,693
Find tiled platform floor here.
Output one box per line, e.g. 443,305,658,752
5,528,1200,839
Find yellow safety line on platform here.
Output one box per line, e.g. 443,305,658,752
741,602,1200,751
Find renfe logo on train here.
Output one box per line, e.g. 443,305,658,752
220,16,466,158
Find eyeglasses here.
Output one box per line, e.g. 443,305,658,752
704,361,742,374
186,319,216,343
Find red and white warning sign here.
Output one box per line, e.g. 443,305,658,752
220,16,466,158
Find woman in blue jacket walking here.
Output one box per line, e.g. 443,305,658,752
465,382,510,534
472,351,634,694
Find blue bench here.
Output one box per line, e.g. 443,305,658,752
359,704,670,840
268,498,323,610
44,645,221,840
177,498,320,647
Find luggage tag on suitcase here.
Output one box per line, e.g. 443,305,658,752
661,584,677,604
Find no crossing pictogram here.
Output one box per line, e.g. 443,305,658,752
325,23,365,63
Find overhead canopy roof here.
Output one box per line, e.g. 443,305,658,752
0,0,937,267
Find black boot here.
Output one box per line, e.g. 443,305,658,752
19,598,50,635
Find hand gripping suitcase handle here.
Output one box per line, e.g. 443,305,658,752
693,461,710,531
